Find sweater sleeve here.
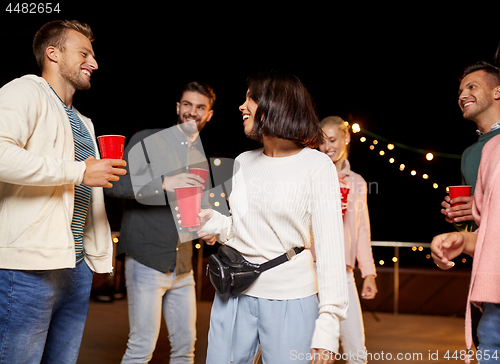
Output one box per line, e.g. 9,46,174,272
354,176,376,278
201,210,234,243
0,78,85,186
310,160,349,353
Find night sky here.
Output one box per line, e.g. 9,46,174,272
2,7,499,266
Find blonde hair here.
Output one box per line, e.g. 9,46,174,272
320,116,350,135
320,116,350,159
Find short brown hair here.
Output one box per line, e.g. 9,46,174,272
33,20,94,70
246,71,322,148
180,81,216,109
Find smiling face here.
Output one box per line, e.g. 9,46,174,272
176,91,213,135
458,70,498,121
319,125,350,165
58,29,98,91
239,90,258,136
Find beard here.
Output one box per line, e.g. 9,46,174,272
177,113,202,134
59,59,91,91
463,97,493,121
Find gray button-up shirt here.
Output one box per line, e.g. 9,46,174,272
105,125,210,274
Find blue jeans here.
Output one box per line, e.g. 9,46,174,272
121,255,196,364
478,303,500,363
0,260,93,364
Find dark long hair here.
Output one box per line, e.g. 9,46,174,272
246,71,323,148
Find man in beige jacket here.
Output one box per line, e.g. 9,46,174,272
0,20,125,363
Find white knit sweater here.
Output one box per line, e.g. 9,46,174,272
202,147,348,353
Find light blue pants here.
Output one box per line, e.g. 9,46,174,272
206,293,319,364
121,255,196,364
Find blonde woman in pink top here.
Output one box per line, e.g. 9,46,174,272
317,116,377,364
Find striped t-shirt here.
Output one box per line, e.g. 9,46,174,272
51,87,95,262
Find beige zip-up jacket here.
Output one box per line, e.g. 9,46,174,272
0,75,113,273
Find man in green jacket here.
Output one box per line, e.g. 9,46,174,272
440,60,500,349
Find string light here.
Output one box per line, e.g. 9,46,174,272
350,123,456,191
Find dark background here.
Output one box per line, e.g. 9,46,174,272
2,5,499,268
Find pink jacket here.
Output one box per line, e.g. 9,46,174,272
467,134,500,352
311,160,376,277
338,160,377,278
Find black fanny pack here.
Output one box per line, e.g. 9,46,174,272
207,244,304,297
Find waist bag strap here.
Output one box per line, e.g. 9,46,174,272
259,247,305,272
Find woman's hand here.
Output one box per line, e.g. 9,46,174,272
361,275,377,300
198,231,217,245
175,208,214,233
310,348,335,363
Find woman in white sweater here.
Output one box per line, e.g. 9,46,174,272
187,72,348,363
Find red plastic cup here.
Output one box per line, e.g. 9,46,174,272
175,186,203,228
448,185,472,206
340,186,350,216
189,168,209,188
97,135,126,167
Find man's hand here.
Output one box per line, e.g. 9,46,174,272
162,173,205,192
82,156,127,188
430,231,476,270
441,195,474,223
